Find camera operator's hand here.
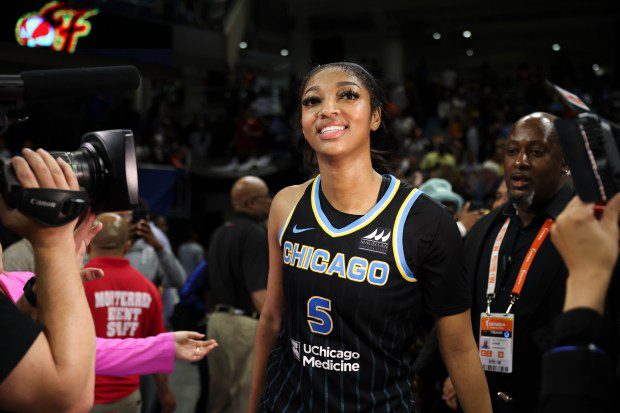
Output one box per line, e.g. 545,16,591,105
0,149,79,247
80,267,104,281
13,211,104,321
131,219,164,251
75,212,103,264
551,194,620,314
74,211,105,279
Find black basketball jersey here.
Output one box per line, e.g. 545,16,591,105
261,175,425,413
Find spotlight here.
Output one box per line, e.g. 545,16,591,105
280,49,289,57
552,43,561,52
433,32,441,40
592,64,600,71
239,41,248,49
463,30,471,38
466,49,474,57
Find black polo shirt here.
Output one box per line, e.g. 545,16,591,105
472,184,574,410
207,213,269,315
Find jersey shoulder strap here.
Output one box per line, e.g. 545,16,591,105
392,183,425,282
278,183,313,246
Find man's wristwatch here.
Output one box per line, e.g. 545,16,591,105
23,277,37,308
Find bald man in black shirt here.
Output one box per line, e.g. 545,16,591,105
206,176,272,413
464,112,572,412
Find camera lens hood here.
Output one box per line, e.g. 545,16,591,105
80,130,138,211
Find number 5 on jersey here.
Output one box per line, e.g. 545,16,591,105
307,296,333,335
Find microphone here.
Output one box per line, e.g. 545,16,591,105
0,66,140,102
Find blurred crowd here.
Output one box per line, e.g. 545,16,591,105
127,57,620,206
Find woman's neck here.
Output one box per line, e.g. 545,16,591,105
317,155,383,215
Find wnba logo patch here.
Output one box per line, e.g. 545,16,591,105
291,339,301,361
359,228,391,255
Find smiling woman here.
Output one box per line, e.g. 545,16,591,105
296,63,392,175
249,62,492,413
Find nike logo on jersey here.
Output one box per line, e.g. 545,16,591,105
292,224,315,234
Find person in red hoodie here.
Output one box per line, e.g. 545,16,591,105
84,213,176,413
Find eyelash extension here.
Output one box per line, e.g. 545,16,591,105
301,89,359,106
302,96,320,106
339,89,359,99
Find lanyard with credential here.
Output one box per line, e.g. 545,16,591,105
485,216,554,314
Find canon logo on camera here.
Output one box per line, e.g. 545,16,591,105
30,198,57,208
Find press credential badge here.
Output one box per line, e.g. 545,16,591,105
479,313,514,373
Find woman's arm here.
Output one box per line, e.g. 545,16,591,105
404,199,491,413
95,333,175,376
0,153,95,413
436,310,492,413
99,332,214,376
248,184,307,413
1,273,216,377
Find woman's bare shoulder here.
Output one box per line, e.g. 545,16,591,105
269,179,313,227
